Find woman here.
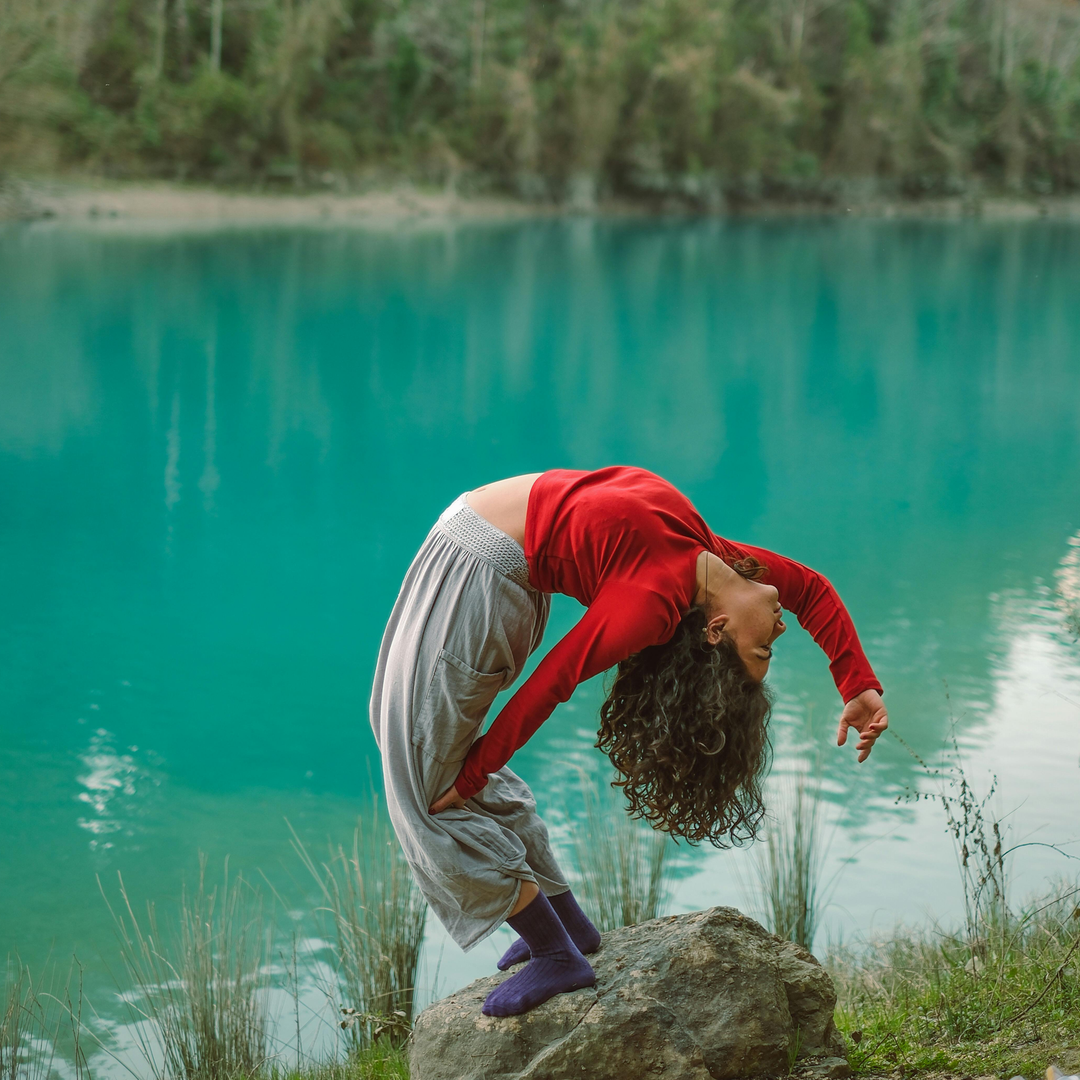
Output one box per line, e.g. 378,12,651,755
369,466,888,1018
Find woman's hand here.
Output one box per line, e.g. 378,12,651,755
429,784,467,814
837,689,888,762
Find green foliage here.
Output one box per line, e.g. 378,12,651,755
3,0,1080,197
152,67,261,175
78,0,145,112
272,1045,409,1080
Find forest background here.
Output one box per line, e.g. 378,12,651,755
3,0,1080,209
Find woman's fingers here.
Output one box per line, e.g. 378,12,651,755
854,711,888,761
838,705,889,761
838,691,889,759
429,784,464,814
836,709,865,746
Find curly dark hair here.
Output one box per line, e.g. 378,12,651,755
595,564,774,847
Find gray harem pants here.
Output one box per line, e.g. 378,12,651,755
369,495,571,951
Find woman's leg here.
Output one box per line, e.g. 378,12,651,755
481,766,601,969
481,889,595,1017
509,880,540,915
464,589,600,970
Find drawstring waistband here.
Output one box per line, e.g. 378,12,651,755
437,493,535,591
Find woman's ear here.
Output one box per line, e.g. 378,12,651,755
704,613,728,646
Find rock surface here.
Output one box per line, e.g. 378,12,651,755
409,906,846,1080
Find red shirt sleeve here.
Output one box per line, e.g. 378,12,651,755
453,584,679,800
729,541,882,704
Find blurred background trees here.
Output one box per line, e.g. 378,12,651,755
2,0,1078,203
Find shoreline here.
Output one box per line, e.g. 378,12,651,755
4,176,1080,229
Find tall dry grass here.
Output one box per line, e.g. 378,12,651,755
101,854,272,1080
291,806,426,1050
753,776,828,952
1,957,89,1080
567,774,675,932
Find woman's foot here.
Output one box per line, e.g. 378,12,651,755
496,889,601,969
482,891,596,1017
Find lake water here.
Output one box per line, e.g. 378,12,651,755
2,217,1079,1060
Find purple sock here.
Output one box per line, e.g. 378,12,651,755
482,891,596,1017
497,889,601,970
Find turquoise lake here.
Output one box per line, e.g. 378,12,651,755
2,217,1079,1060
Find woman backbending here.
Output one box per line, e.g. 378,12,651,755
369,466,888,1018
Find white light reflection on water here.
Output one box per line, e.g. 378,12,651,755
1057,530,1080,636
8,1034,85,1080
75,728,163,853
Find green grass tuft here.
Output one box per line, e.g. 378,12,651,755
830,881,1080,1078
271,1042,410,1080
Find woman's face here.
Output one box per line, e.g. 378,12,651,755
714,576,787,681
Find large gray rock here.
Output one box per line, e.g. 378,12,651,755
409,906,846,1080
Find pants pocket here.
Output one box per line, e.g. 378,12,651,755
411,649,507,768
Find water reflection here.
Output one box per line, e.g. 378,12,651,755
199,338,220,511
75,727,163,855
1057,530,1080,635
1,217,1079,1010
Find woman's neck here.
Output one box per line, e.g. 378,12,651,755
693,550,738,614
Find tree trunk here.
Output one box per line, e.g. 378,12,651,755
153,0,167,78
471,0,486,93
175,0,190,80
210,0,223,72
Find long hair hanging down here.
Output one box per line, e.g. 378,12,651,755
596,594,774,847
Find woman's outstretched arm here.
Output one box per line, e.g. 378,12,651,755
727,539,888,760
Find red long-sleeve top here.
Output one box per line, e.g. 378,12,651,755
453,466,882,800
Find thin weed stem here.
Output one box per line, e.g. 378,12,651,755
2,956,89,1080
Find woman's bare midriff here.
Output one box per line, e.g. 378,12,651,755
465,473,543,547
